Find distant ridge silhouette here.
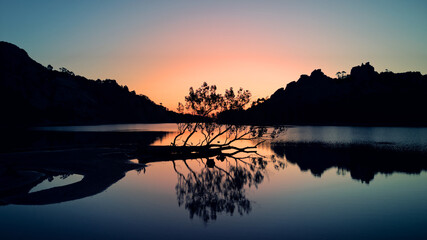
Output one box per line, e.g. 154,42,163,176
219,62,427,126
2,42,427,127
0,41,183,127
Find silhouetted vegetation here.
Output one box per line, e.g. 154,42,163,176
133,82,287,222
219,62,427,126
59,67,75,76
136,82,285,162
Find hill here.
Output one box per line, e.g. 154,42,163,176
0,41,181,127
219,62,427,126
3,42,426,127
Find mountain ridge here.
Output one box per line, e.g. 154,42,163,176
219,62,427,126
0,41,180,127
2,42,427,127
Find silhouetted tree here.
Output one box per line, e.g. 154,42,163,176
59,67,75,76
251,97,268,107
177,82,251,117
134,83,287,223
172,82,285,148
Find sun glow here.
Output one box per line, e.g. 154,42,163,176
3,1,426,110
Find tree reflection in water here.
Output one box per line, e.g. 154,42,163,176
172,155,285,223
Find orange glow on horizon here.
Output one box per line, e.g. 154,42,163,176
105,15,318,111
121,54,310,111
6,1,426,112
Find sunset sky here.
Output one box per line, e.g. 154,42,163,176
1,0,426,110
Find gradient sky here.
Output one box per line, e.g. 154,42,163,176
1,0,427,110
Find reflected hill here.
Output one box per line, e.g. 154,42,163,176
0,131,167,205
0,149,138,205
271,142,427,183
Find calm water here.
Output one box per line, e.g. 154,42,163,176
1,124,427,239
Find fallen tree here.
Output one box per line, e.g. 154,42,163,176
137,82,286,162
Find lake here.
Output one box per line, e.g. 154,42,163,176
1,124,427,240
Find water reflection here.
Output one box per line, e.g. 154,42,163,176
132,122,286,222
1,124,427,225
271,142,427,183
172,156,285,223
0,149,142,205
133,123,286,222
0,131,168,205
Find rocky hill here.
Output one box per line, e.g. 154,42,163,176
0,41,181,127
219,62,427,126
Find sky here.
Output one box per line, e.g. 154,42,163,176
1,0,427,110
